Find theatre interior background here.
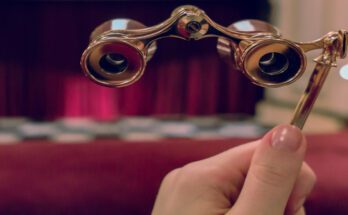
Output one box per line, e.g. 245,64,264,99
0,0,348,214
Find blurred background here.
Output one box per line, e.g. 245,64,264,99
0,0,270,143
0,1,348,215
1,0,348,143
0,0,348,139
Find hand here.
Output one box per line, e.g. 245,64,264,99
152,125,316,215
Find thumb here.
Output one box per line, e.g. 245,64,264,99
230,124,306,215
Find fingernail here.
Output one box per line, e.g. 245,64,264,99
271,125,303,151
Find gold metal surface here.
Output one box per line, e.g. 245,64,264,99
81,5,348,129
291,32,343,129
291,63,331,129
80,19,157,87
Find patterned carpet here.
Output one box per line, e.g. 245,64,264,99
0,115,267,143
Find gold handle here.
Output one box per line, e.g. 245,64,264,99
291,63,331,129
291,31,345,129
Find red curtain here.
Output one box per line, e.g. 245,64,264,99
0,1,269,120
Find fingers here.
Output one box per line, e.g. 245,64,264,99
152,140,261,215
195,140,259,178
229,124,307,215
175,140,260,201
286,163,316,215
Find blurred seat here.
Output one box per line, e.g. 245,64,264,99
0,131,346,215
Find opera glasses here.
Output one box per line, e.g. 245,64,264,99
81,5,348,129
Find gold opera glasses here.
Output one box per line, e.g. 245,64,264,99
80,5,348,129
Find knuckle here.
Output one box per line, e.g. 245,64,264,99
161,168,180,185
162,161,232,192
176,162,223,187
251,162,292,187
165,168,180,180
175,163,203,187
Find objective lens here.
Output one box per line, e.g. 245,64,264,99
99,53,128,74
259,52,289,76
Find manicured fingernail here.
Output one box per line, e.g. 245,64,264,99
271,125,303,151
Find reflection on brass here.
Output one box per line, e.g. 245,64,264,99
81,5,348,129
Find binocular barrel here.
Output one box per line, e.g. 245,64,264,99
81,5,307,88
81,19,157,87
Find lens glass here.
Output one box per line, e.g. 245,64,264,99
259,52,289,76
99,53,128,74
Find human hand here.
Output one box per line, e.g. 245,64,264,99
152,125,316,215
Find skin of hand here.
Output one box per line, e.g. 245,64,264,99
152,124,316,215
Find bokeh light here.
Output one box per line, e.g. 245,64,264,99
339,64,348,80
